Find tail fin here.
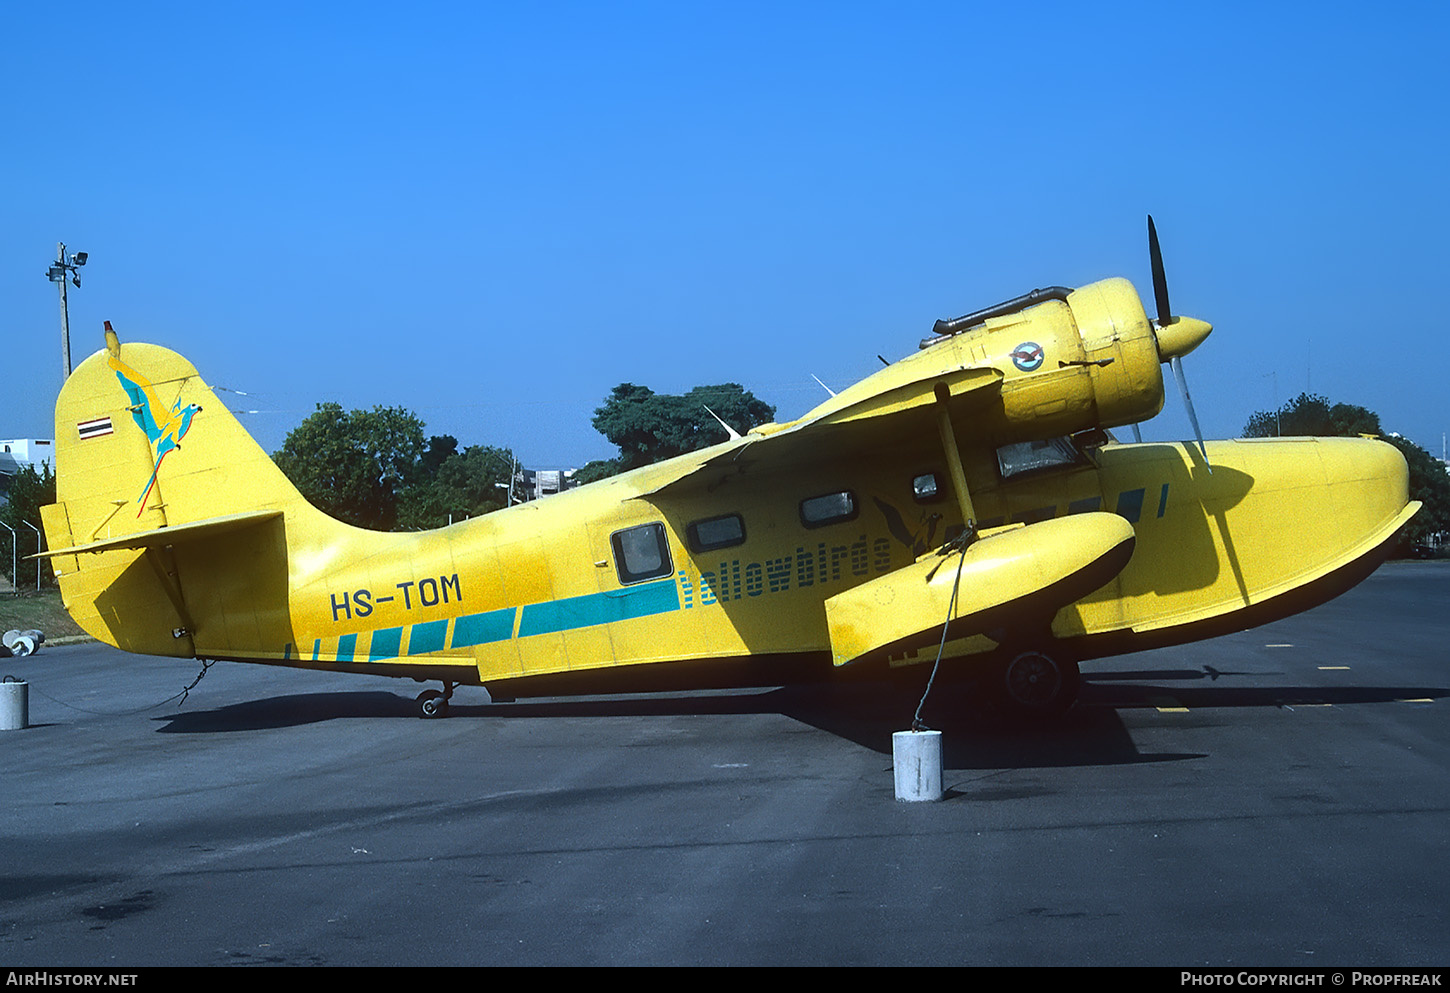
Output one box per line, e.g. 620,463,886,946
56,324,302,527
43,328,309,657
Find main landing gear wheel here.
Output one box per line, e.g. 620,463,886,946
1001,649,1080,718
416,685,454,719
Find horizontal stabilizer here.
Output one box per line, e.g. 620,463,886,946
35,509,282,558
824,512,1136,667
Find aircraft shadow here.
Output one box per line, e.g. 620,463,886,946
144,680,1172,769
753,674,1448,767
150,673,1448,773
1079,673,1449,711
154,691,416,732
152,687,787,733
773,681,1197,768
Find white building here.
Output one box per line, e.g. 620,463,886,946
0,439,54,497
518,468,577,502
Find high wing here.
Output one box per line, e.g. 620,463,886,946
640,363,1005,499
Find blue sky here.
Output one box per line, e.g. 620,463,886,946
5,1,1448,468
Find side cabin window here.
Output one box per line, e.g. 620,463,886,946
611,522,673,585
800,490,858,529
996,437,1083,480
687,513,746,553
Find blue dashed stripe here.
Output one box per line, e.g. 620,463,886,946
409,618,448,655
369,627,403,661
1116,487,1146,524
451,608,516,648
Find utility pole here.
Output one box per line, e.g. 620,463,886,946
46,243,88,379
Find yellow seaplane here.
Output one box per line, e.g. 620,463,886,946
40,221,1418,718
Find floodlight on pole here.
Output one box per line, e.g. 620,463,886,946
47,242,88,380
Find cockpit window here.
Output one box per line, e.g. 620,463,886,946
996,437,1084,479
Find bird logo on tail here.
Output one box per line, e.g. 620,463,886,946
104,322,203,516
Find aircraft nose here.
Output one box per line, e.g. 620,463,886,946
1324,437,1411,515
1155,316,1212,362
1252,436,1414,558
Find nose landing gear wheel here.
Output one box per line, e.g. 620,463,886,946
1001,649,1080,717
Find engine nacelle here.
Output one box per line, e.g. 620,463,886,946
923,277,1209,444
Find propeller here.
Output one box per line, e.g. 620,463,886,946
1147,215,1213,470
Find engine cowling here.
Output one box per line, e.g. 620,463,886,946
924,277,1210,444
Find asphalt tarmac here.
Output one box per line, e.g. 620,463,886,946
0,562,1446,967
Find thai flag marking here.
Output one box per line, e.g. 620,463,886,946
77,417,113,440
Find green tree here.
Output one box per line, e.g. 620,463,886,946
1383,435,1450,549
418,434,459,476
396,444,521,530
0,462,57,589
590,383,775,476
1241,393,1449,550
573,458,624,485
273,403,428,530
1243,393,1383,439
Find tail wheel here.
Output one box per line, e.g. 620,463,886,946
1001,649,1080,717
416,689,448,719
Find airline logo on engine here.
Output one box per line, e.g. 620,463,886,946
1011,342,1044,372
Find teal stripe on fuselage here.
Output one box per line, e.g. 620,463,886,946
315,580,684,664
305,576,684,661
451,608,516,648
518,579,680,638
1116,487,1146,523
410,618,448,654
369,626,403,660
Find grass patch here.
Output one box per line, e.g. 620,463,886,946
0,590,88,641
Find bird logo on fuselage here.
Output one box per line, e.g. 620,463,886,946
1011,342,1045,372
108,353,202,516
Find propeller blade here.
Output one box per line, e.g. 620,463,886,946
1171,356,1211,472
1148,215,1172,325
